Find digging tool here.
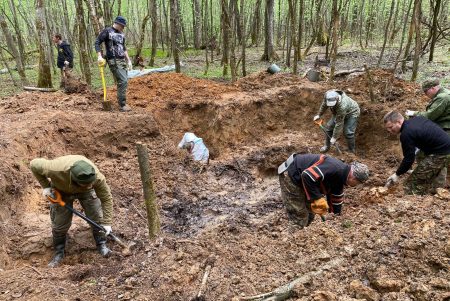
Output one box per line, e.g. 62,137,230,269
98,60,112,111
46,189,131,255
314,119,342,155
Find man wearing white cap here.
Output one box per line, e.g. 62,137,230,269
313,90,360,153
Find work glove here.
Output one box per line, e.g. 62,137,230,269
405,110,417,117
102,225,112,236
127,60,133,71
98,56,106,67
311,197,329,216
313,115,321,121
42,187,53,198
64,60,69,66
330,137,337,145
385,173,399,187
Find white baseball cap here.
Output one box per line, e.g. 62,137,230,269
325,90,341,106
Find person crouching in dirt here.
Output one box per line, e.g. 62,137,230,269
384,111,450,194
178,132,210,164
313,90,360,154
278,153,369,227
52,33,74,89
30,155,114,267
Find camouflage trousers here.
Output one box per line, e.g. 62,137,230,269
108,58,128,107
50,190,105,240
279,172,315,228
405,153,449,195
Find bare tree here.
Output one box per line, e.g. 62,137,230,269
193,0,202,48
411,0,422,81
378,0,395,66
428,0,442,62
329,0,339,79
149,0,158,66
261,0,279,61
75,0,92,85
36,0,52,88
170,0,181,72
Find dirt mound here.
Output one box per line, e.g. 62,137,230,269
64,76,90,94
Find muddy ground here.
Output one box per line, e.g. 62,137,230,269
0,69,449,301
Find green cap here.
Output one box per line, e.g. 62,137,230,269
71,160,96,184
421,79,439,92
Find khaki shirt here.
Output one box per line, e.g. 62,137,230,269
30,155,113,225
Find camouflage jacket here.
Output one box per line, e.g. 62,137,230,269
318,90,360,139
30,155,113,225
416,88,450,130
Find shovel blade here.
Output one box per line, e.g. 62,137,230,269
102,101,112,111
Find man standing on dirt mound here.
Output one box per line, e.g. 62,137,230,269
52,33,74,89
95,16,133,112
30,155,114,267
314,90,360,154
384,111,450,194
278,153,369,227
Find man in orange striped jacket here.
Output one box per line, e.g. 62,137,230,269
278,153,369,227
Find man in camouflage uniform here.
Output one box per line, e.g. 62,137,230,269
384,111,450,194
30,155,114,267
314,90,360,153
95,16,133,112
278,153,369,228
406,79,450,186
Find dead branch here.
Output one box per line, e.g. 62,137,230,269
197,264,212,298
23,86,57,92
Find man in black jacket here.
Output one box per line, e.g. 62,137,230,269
52,34,73,88
384,111,450,194
95,16,132,112
278,153,369,227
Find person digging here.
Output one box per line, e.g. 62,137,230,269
278,153,369,228
30,155,114,268
95,16,133,112
313,90,360,154
384,111,450,194
52,33,74,89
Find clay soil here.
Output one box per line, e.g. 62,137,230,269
0,69,449,301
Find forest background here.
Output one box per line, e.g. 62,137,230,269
0,0,448,97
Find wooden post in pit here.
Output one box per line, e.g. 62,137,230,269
364,64,375,102
136,142,160,239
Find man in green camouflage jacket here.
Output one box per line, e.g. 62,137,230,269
314,90,360,153
30,155,114,267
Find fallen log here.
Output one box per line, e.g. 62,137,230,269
23,86,58,92
333,68,364,77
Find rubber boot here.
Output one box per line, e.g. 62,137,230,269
48,236,66,268
320,137,331,153
346,137,356,154
93,231,111,257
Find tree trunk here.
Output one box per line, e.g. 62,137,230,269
428,0,442,62
330,0,339,79
411,0,421,81
250,0,262,46
162,0,171,55
193,0,202,48
297,0,304,61
261,0,279,61
75,0,92,85
240,0,246,76
134,13,151,65
0,12,28,86
150,0,158,66
8,0,26,66
84,0,103,36
287,0,297,73
377,0,395,66
393,0,413,72
221,0,230,76
170,0,181,72
358,0,366,49
401,0,417,72
0,46,20,87
36,0,52,88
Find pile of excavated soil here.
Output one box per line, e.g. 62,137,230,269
0,70,448,301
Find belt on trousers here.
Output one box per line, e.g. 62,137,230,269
278,153,296,174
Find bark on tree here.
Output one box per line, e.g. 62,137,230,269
240,0,246,76
250,0,262,46
36,0,52,88
0,45,20,87
75,0,92,85
377,0,395,66
428,0,442,62
134,12,151,65
170,0,181,72
0,12,28,86
84,0,103,36
411,0,422,81
193,0,202,48
221,0,230,76
393,0,413,72
287,0,298,73
150,0,158,66
329,0,339,79
401,0,417,72
8,0,26,66
261,0,279,61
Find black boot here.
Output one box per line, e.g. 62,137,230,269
93,231,111,257
48,236,66,268
346,137,356,154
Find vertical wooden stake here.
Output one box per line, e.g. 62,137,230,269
136,142,160,239
364,64,375,102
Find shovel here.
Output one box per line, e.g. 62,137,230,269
98,60,112,111
314,119,342,155
47,189,132,255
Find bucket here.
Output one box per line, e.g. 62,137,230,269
267,64,281,74
306,69,321,82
